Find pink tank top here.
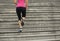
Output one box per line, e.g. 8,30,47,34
16,0,26,7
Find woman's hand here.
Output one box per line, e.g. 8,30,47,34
25,0,28,9
26,5,28,9
13,0,17,5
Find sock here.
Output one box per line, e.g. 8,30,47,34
20,26,23,28
20,29,22,31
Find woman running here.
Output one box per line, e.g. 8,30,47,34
13,0,28,32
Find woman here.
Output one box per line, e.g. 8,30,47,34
13,0,28,32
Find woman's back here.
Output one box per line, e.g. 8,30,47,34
16,0,26,7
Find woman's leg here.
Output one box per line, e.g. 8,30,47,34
18,20,22,28
22,7,26,20
21,7,26,26
16,7,22,32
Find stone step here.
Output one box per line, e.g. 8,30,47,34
0,12,60,15
0,21,60,24
0,34,57,38
0,26,60,31
0,15,55,17
0,0,60,3
0,14,60,18
1,16,60,19
0,23,60,28
1,10,60,13
0,7,60,11
0,16,60,20
0,27,56,33
0,22,58,26
0,0,60,2
0,15,60,18
0,33,58,41
0,31,56,36
0,37,57,41
0,6,60,10
0,20,60,24
0,31,56,34
0,26,57,29
0,19,60,22
0,25,60,30
0,4,60,8
0,13,59,18
0,2,60,7
29,0,60,2
0,25,59,29
0,21,59,24
0,24,57,28
31,0,59,2
1,9,60,12
0,1,59,3
0,26,60,30
0,32,59,41
0,18,59,22
0,39,59,41
0,13,60,18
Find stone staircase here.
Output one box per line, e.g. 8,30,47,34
0,0,60,41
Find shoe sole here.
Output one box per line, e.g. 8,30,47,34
21,21,24,26
18,30,22,32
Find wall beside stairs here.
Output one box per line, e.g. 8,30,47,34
0,0,60,41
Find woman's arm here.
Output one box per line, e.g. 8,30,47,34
25,0,28,9
13,0,17,4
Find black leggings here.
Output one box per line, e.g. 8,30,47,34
16,7,26,20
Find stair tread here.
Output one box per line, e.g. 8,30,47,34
0,0,60,40
0,2,60,6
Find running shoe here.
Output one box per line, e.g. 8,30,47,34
21,20,24,26
18,29,22,32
